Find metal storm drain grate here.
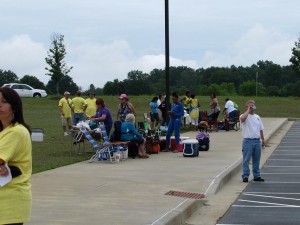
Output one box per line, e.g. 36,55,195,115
165,190,205,200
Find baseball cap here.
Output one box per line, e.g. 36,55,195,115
119,93,129,100
64,91,71,95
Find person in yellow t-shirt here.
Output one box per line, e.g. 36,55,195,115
70,90,87,125
85,92,97,118
180,90,192,127
58,91,73,136
0,87,32,225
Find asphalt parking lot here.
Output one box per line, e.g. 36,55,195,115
218,121,300,225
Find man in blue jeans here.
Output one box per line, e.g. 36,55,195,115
240,100,266,183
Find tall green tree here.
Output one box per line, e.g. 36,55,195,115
20,75,45,89
45,34,73,96
290,37,300,77
0,69,18,86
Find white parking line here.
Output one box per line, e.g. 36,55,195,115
264,181,300,184
243,193,300,201
264,166,300,167
238,199,300,207
261,173,300,174
268,159,300,161
272,154,300,155
275,150,300,152
232,205,299,208
245,192,300,195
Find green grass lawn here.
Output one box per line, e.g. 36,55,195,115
22,95,300,173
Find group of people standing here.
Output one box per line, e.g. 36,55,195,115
58,91,114,136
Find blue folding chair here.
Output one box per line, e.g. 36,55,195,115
98,122,128,161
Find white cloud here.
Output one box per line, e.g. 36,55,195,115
0,35,47,82
0,35,197,89
201,24,295,68
0,24,296,90
69,40,198,88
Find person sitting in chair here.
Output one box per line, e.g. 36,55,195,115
223,98,238,121
121,114,149,159
91,98,113,136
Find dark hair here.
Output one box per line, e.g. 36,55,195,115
158,95,162,99
151,97,158,102
172,92,178,99
0,87,31,133
225,98,230,101
191,94,195,99
96,98,105,107
186,90,191,96
211,93,216,98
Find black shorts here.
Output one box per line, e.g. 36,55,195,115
131,138,145,144
150,112,159,122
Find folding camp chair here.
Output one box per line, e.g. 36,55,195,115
98,122,129,161
225,110,241,131
79,127,113,163
84,122,128,163
70,129,86,154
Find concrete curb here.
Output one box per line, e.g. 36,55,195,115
150,199,208,225
151,118,288,225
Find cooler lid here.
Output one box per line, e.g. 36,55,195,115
182,139,198,144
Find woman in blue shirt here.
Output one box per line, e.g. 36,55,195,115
165,92,184,153
149,96,160,130
121,114,149,158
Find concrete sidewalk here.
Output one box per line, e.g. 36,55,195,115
28,118,286,225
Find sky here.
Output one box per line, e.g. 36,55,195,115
0,0,299,89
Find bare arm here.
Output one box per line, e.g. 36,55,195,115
179,96,186,102
128,103,137,116
260,130,266,146
92,114,107,122
240,107,251,122
58,106,65,116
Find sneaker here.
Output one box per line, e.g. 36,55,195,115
64,132,68,136
243,178,248,183
254,177,265,182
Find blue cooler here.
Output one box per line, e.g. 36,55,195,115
183,139,199,157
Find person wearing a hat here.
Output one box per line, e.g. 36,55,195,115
85,92,97,118
58,91,73,136
116,94,136,123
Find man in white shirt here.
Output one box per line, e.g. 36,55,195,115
223,98,237,120
240,100,266,183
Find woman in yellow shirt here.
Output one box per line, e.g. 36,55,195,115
0,87,32,225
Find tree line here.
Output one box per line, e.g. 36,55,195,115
103,61,300,97
1,60,300,97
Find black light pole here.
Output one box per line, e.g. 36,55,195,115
165,0,170,122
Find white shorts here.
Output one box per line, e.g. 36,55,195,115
191,118,198,126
